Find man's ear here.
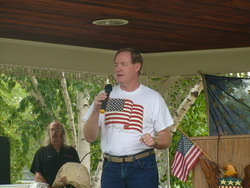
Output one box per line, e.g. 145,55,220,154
135,63,141,72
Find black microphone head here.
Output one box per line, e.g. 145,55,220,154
105,84,112,93
100,84,113,114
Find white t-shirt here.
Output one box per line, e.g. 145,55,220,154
84,84,173,156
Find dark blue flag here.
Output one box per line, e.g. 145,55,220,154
203,74,250,136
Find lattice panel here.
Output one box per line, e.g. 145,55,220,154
0,64,116,85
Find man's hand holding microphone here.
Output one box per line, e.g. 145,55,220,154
93,84,113,113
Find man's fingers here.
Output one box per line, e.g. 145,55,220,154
140,134,155,147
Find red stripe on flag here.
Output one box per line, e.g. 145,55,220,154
104,98,144,133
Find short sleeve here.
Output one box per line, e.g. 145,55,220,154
30,147,44,174
71,147,80,163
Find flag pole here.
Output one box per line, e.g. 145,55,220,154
177,127,225,175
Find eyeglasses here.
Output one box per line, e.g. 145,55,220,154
50,128,62,132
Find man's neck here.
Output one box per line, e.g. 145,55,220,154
51,141,63,153
120,81,140,92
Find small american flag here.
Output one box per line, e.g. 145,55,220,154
105,98,144,133
172,134,203,182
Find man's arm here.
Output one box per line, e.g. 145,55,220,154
140,127,172,149
35,172,47,183
83,92,107,143
83,109,100,143
154,127,172,149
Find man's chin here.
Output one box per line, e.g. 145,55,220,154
51,136,60,141
116,78,124,84
116,76,124,80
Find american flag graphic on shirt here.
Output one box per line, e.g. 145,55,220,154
105,98,144,133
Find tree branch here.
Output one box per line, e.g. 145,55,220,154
171,81,204,132
60,72,77,147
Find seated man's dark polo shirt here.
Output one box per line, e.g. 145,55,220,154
30,144,80,186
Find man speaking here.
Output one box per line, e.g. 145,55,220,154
83,48,173,188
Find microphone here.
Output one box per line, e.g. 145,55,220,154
100,84,113,114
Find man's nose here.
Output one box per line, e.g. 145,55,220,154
115,65,122,71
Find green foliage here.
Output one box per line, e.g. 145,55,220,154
0,74,33,182
0,73,108,182
89,138,102,174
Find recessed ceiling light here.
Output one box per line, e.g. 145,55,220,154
92,19,129,26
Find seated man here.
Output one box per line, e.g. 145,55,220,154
30,121,80,187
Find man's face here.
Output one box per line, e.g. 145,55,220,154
49,123,63,143
114,51,141,85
